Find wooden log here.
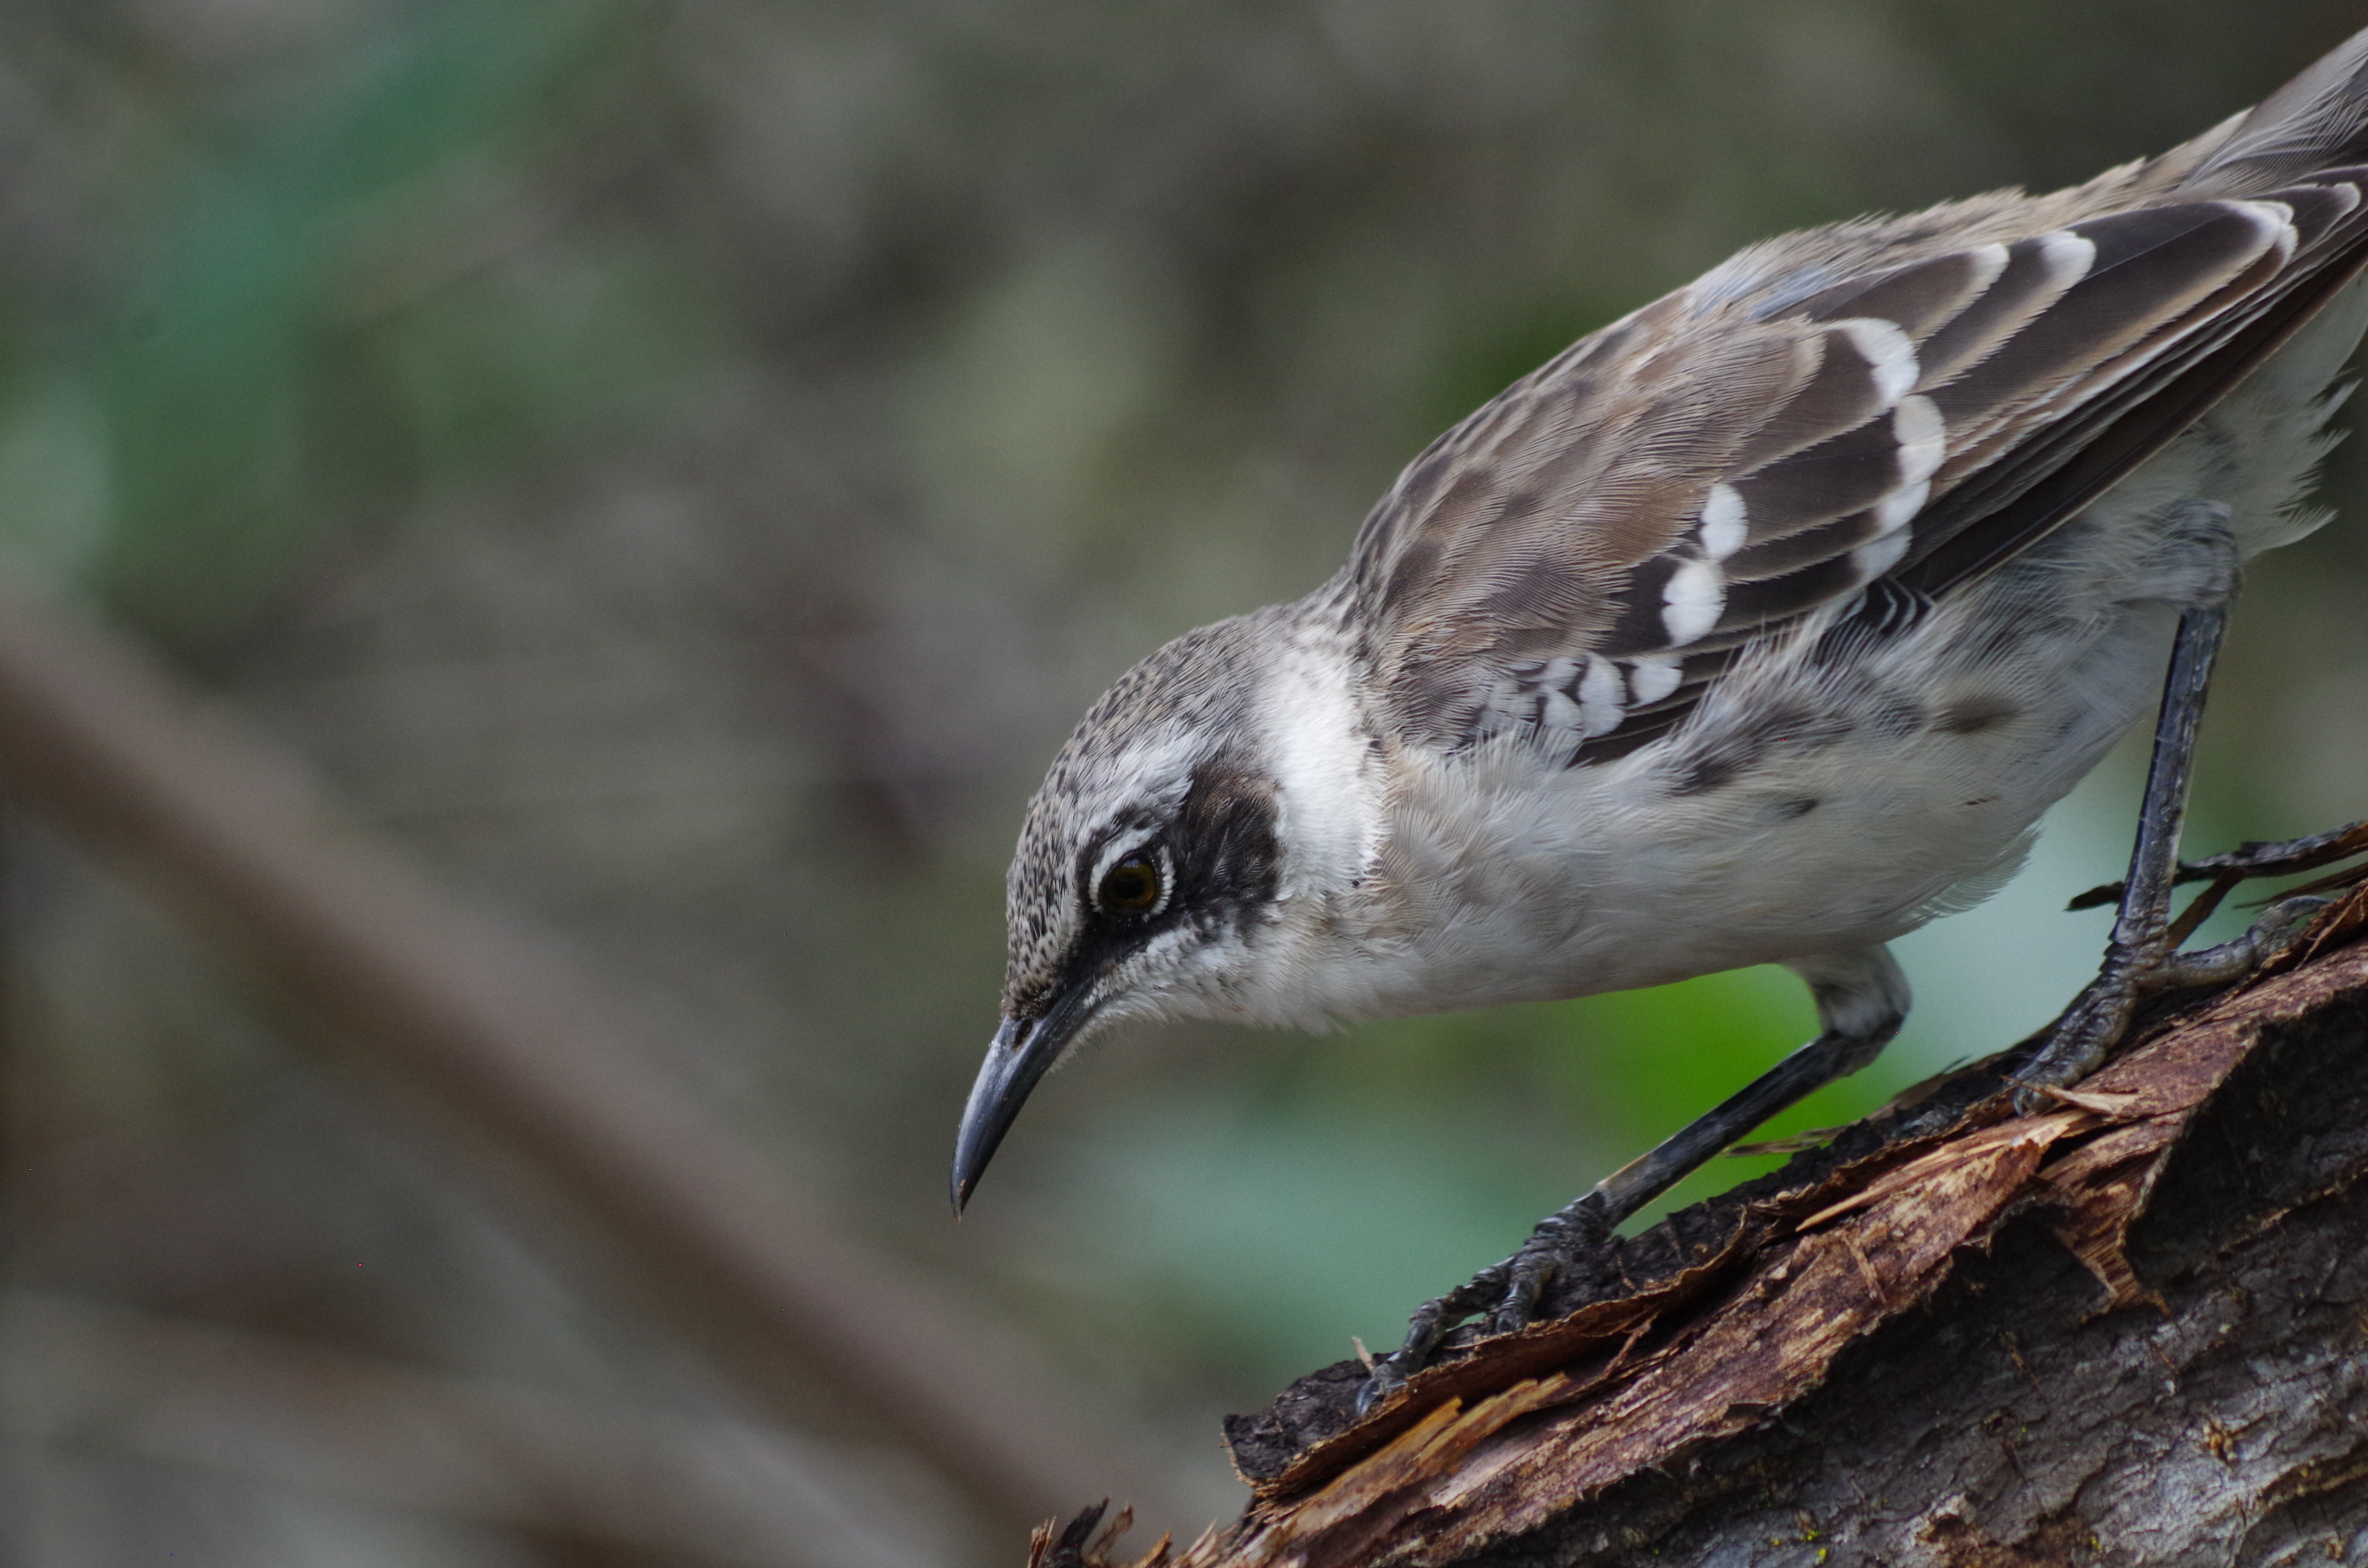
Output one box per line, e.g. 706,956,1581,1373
1039,881,2368,1566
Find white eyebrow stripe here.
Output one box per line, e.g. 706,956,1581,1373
1088,832,1167,888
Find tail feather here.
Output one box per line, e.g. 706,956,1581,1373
2189,27,2368,191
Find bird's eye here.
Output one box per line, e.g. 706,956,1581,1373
1096,853,1163,915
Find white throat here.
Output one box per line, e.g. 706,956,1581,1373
1231,629,1390,1027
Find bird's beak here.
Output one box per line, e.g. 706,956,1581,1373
950,989,1094,1214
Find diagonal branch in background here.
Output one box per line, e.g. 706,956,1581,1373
6,1290,942,1568
0,580,1188,1544
1039,884,2368,1566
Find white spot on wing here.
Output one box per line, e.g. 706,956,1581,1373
1699,482,1748,560
1577,655,1625,737
2225,198,2300,263
1892,395,1947,487
1625,654,1682,706
1662,557,1726,646
1474,669,1529,737
1961,242,2011,297
1835,318,1920,405
1538,683,1585,736
1875,480,1931,533
1850,527,1912,578
2035,229,2098,289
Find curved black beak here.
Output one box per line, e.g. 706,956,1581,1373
950,989,1095,1214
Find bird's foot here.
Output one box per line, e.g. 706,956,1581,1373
1357,958,1908,1413
1357,1192,1614,1413
2066,819,2368,913
2013,894,2331,1113
2011,964,2144,1114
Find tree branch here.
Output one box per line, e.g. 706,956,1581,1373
1042,884,2368,1567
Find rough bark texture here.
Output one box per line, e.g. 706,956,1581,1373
1036,880,2368,1568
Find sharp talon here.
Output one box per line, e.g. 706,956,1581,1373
1488,1201,1610,1333
1356,1198,1629,1398
2017,972,2139,1110
2021,885,2335,1120
2010,1078,2055,1118
1355,1362,1402,1416
1487,1266,1548,1336
2150,893,2334,988
2257,892,2335,940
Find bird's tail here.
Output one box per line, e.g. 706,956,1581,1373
2183,27,2368,193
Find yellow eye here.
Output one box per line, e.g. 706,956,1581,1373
1097,853,1163,914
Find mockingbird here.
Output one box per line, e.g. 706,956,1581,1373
953,28,2368,1404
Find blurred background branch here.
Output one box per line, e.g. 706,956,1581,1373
0,580,1180,1539
9,1289,928,1568
0,1,2365,1564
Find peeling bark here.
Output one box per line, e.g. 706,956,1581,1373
1038,882,2368,1567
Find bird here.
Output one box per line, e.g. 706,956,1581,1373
953,27,2368,1405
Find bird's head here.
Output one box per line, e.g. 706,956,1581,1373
951,604,1381,1211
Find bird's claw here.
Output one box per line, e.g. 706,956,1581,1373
1357,1272,1495,1414
1485,1199,1612,1332
1358,1195,1614,1413
2015,894,2332,1114
2013,975,2137,1114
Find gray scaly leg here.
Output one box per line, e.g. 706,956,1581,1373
1359,946,1908,1411
2014,597,2231,1106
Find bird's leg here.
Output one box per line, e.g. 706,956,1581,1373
2016,541,2239,1107
1359,947,1907,1411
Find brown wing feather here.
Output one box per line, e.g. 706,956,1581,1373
1348,159,2368,762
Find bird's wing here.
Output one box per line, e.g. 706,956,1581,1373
1348,172,2368,761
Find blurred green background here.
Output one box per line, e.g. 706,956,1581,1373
3,1,2366,1563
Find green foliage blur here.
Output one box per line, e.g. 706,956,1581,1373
6,0,2368,1558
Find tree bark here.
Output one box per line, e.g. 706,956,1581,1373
1040,879,2368,1568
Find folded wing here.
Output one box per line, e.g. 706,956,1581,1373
1348,171,2368,761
